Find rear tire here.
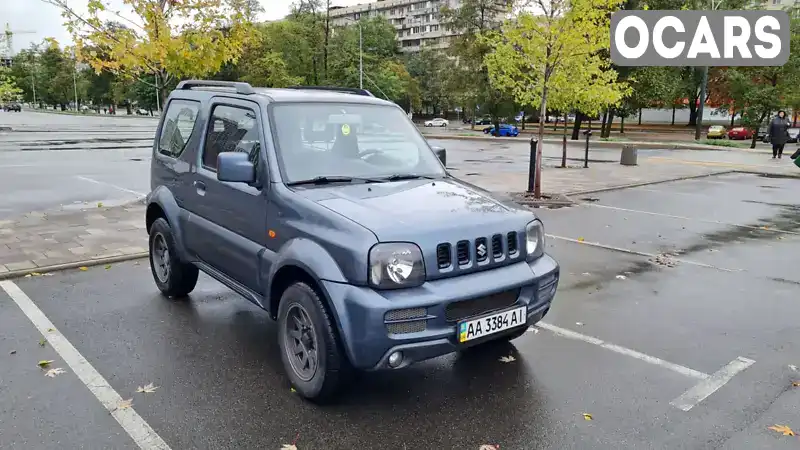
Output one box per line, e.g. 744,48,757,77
278,282,351,403
148,217,198,298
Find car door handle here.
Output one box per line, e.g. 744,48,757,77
194,180,206,196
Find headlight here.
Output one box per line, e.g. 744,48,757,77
525,220,545,259
368,243,426,289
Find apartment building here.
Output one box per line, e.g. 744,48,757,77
329,0,507,53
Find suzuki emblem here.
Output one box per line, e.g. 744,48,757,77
477,243,487,258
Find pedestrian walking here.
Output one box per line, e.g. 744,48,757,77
768,111,790,159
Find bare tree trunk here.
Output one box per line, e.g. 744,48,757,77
620,115,625,134
671,106,676,125
638,108,642,125
571,112,583,140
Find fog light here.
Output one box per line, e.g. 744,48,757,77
388,351,403,368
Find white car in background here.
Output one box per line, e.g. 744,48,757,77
424,118,449,127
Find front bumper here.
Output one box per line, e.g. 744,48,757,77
322,254,559,370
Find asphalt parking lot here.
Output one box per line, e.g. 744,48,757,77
2,171,799,449
0,112,153,218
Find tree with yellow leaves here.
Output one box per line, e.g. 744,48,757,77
44,0,259,109
0,67,23,103
483,0,628,198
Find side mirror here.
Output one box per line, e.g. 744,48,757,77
217,152,256,184
431,146,447,167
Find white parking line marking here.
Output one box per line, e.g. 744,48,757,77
75,175,146,198
533,322,709,380
670,356,755,412
581,203,800,236
0,281,171,450
545,234,742,273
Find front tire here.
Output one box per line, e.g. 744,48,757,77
278,282,351,403
148,217,198,298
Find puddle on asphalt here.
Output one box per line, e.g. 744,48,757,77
567,259,657,291
668,202,800,256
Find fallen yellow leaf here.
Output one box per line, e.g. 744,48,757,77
577,237,585,242
281,445,298,450
499,355,516,363
45,368,66,377
792,381,800,387
136,383,158,394
583,413,593,421
97,202,103,208
768,424,795,436
290,387,296,393
104,264,112,270
37,360,54,368
39,339,46,347
116,398,133,410
46,328,55,332
78,267,88,271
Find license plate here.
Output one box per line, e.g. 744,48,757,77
457,306,527,343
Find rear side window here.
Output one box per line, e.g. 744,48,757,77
202,105,261,171
158,99,200,157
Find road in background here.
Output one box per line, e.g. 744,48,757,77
0,112,152,218
3,111,794,219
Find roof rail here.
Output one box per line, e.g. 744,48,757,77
176,80,255,95
284,86,375,97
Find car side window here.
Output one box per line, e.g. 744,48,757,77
202,105,261,171
157,99,200,158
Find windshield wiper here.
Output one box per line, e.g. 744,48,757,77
286,175,385,186
382,173,437,181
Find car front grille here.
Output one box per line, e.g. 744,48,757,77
445,289,520,322
385,308,428,335
437,232,519,270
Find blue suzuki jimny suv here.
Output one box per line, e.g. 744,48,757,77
145,80,560,402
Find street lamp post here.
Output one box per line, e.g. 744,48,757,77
72,61,78,111
694,0,724,140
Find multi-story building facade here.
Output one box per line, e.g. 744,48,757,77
329,0,507,53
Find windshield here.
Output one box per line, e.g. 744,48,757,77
269,102,446,183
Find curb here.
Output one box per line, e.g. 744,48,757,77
562,170,738,197
422,133,751,152
0,252,149,281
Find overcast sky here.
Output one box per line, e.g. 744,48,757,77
1,0,364,54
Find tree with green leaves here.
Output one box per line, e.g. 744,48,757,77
405,49,452,115
441,0,516,129
483,0,627,197
0,67,23,103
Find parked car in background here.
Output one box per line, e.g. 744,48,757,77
474,117,492,125
757,124,769,142
483,124,520,137
727,127,753,140
2,103,21,112
424,118,449,127
788,128,800,143
706,125,727,139
765,127,800,143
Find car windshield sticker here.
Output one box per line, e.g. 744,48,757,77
341,124,351,136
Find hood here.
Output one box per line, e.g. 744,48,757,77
293,177,534,241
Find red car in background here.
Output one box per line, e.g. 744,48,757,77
727,127,754,140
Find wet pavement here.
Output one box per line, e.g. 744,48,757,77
0,112,152,218
2,171,799,449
